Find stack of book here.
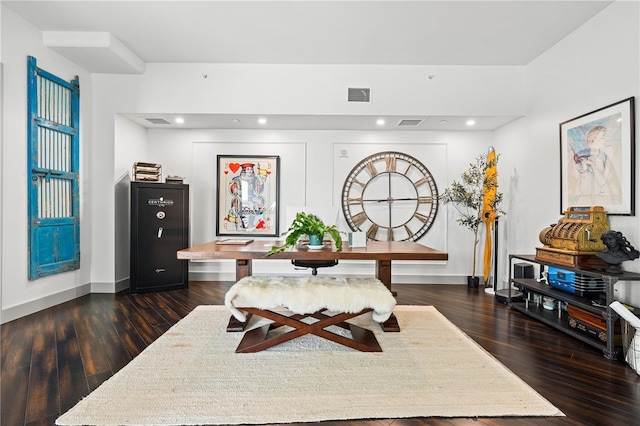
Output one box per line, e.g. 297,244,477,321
165,175,184,184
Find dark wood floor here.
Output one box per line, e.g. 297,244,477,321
2,281,639,426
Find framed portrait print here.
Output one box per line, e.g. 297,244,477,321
560,97,635,216
216,155,280,237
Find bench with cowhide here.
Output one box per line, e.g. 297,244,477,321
224,275,397,353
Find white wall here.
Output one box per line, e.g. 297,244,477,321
114,114,148,179
0,7,93,322
137,128,494,282
113,115,148,288
94,60,526,290
493,1,640,303
95,63,526,117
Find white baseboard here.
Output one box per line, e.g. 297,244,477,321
1,282,91,324
91,278,129,293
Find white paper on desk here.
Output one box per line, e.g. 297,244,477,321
610,301,640,328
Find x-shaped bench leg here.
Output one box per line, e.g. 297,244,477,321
235,308,382,353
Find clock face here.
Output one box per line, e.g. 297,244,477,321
341,151,439,242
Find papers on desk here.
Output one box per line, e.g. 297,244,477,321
215,239,254,245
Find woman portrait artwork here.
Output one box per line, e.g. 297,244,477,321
567,114,623,207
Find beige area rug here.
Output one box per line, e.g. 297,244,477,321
56,305,563,425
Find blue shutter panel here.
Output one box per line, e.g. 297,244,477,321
27,56,80,280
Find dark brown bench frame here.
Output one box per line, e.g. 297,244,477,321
234,308,382,353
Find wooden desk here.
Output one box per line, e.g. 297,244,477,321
178,240,447,331
177,240,448,291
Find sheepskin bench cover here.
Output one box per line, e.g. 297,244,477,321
224,275,397,353
225,275,396,323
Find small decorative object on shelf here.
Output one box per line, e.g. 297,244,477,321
536,206,610,269
597,230,640,274
132,162,161,182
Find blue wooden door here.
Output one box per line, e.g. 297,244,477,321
27,56,80,279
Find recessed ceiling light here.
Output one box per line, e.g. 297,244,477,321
175,117,184,124
466,119,476,126
376,119,386,126
258,117,267,125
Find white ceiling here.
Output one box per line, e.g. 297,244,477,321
4,0,614,130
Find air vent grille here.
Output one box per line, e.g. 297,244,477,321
144,117,172,125
348,87,371,102
397,119,424,127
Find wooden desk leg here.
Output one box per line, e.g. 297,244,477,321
227,259,254,332
375,259,400,332
375,259,392,290
376,259,397,296
235,259,252,280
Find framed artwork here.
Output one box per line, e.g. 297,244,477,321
560,97,635,216
216,155,280,236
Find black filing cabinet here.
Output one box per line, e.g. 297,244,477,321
130,182,189,294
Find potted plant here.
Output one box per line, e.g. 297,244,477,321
267,211,344,255
439,151,504,288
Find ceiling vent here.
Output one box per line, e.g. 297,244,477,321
348,87,371,102
144,117,172,125
397,119,424,127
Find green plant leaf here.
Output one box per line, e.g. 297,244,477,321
439,151,506,277
266,212,345,255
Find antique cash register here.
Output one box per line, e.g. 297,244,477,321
536,206,610,269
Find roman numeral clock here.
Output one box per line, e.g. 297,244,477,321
341,151,439,242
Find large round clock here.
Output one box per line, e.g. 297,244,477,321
341,151,439,242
